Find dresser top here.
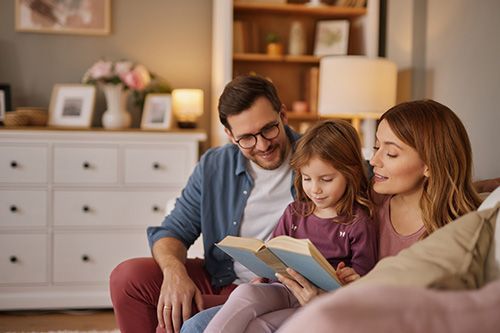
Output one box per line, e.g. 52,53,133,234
0,126,207,142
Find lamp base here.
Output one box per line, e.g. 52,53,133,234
177,121,197,129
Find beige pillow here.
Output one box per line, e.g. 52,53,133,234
352,203,499,290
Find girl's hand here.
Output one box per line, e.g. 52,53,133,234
276,268,325,306
336,261,360,285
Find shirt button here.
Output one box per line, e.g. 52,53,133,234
243,190,248,195
233,221,237,225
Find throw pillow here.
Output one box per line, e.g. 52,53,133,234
352,203,499,290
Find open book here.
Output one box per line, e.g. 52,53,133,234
216,235,341,291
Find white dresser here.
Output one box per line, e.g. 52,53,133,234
0,128,206,310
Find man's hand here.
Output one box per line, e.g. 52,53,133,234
152,237,203,333
156,265,204,333
276,268,325,306
336,262,360,285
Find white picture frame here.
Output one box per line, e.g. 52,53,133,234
314,20,350,56
48,84,96,128
141,94,173,130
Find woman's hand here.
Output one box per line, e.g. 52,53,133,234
336,262,360,285
276,268,325,306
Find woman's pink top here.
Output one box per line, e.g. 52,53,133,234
376,195,425,260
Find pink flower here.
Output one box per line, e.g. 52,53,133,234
123,64,151,90
87,60,113,80
114,61,134,80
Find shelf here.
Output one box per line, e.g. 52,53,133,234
286,112,381,133
234,3,367,18
286,112,381,121
233,53,320,64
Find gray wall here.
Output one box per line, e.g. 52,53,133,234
0,0,213,136
387,0,500,180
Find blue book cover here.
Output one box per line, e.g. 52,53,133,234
216,243,278,280
269,248,340,291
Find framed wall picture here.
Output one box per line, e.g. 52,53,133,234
314,20,350,56
15,0,111,35
141,94,173,130
48,84,96,128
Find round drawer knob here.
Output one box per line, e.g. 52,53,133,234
82,205,90,213
10,205,18,213
152,162,160,170
9,255,18,263
10,161,18,168
82,161,91,169
81,255,90,262
152,205,160,212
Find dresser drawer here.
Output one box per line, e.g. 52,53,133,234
124,146,192,185
53,146,118,184
0,145,48,183
53,232,150,283
0,190,47,228
0,234,48,285
53,190,179,227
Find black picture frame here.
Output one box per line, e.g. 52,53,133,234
0,84,12,112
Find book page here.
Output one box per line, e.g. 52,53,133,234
217,235,265,252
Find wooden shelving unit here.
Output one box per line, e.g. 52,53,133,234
232,1,370,133
210,0,379,146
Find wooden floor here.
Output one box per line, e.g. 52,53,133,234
0,308,117,332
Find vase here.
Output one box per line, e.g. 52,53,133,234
288,21,306,56
101,84,131,129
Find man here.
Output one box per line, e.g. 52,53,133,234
109,75,300,333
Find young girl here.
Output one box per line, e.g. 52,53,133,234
204,120,378,333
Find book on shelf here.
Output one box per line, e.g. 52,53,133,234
216,235,341,291
305,66,319,115
233,20,260,53
233,20,245,53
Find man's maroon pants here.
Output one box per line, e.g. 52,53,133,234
109,257,236,333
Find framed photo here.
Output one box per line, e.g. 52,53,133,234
314,20,350,56
48,84,96,128
15,0,111,35
141,94,173,130
0,84,12,123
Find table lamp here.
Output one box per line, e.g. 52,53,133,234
318,56,397,159
172,89,204,128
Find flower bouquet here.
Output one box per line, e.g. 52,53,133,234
82,60,152,91
82,59,171,129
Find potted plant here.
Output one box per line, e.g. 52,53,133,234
266,33,283,56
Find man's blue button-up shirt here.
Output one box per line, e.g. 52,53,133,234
147,126,300,288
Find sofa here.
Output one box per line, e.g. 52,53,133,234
278,187,500,333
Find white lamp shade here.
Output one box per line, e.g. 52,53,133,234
172,89,204,122
318,56,397,115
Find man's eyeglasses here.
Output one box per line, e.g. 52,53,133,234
235,122,281,149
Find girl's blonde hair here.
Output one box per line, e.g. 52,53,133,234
291,120,372,220
381,99,482,235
